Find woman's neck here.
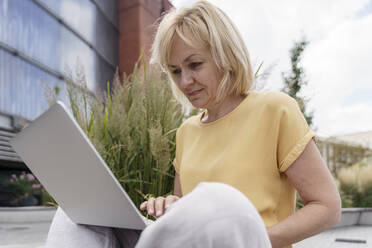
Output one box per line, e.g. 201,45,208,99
201,94,247,123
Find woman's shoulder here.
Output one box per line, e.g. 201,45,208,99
252,90,295,103
251,90,298,110
176,113,202,133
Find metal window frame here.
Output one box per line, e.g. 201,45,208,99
0,41,95,97
90,0,119,30
0,41,65,81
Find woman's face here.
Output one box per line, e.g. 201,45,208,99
168,36,223,109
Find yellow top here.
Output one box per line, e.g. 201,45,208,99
173,91,315,236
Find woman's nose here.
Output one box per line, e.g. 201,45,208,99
180,71,193,89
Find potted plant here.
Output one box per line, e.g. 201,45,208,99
1,171,42,206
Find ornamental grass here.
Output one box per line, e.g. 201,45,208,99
338,161,372,207
44,60,185,209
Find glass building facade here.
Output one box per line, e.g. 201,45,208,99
0,0,118,121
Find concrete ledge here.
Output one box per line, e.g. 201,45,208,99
332,208,372,228
359,209,372,225
0,206,56,223
2,207,370,226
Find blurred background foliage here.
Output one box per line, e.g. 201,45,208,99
337,161,372,208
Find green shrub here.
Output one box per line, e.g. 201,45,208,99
0,172,43,206
359,184,372,207
296,192,304,210
338,162,372,207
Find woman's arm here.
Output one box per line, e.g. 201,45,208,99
140,172,182,217
267,140,341,248
173,172,183,197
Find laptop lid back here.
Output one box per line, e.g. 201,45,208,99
10,101,147,230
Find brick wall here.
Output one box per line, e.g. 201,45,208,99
118,0,172,76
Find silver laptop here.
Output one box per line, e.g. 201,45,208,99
10,101,149,230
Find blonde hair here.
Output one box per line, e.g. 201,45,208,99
151,0,253,108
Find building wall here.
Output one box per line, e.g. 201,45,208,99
0,0,118,121
317,138,372,175
0,0,171,169
335,131,372,149
118,0,172,75
0,0,171,122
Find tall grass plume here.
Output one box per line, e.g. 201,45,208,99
44,60,185,209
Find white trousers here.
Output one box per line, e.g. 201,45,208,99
46,182,272,248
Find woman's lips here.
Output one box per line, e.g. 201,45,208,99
188,89,203,96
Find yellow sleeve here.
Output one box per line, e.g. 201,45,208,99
276,94,316,172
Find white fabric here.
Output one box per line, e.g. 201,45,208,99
46,208,120,248
46,182,271,248
136,182,272,248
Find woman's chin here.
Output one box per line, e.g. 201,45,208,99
190,99,207,109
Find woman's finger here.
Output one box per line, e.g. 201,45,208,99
165,195,179,209
155,197,165,217
140,201,147,211
147,197,155,216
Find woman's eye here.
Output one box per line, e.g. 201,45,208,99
190,62,202,69
172,69,181,75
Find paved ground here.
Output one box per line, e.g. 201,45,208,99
0,207,55,248
294,225,372,248
0,221,50,248
1,207,371,248
2,221,372,248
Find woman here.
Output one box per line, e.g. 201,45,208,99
140,1,341,247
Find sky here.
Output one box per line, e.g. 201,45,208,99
169,0,372,138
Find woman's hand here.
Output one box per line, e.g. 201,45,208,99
140,195,180,218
